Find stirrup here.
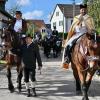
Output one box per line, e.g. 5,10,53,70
63,63,69,69
65,57,70,63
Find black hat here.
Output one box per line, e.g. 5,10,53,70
53,26,56,29
25,34,33,39
16,11,22,15
80,4,87,9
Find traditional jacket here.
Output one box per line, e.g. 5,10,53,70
21,42,42,69
66,14,95,42
2,18,27,34
61,14,95,68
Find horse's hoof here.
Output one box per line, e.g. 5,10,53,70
82,97,89,100
10,88,15,93
8,85,14,93
18,89,21,93
76,90,82,95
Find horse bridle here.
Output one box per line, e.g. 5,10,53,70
77,33,100,71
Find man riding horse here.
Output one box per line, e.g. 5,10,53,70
62,4,95,69
2,11,27,56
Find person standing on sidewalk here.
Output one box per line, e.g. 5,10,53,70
21,34,42,97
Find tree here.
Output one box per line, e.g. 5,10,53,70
83,0,88,4
88,0,100,33
7,4,21,17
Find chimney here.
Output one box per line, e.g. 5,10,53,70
0,0,7,11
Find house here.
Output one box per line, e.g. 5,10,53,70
50,4,80,33
27,20,46,33
26,20,47,36
0,0,13,43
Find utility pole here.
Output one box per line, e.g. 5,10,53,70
62,7,64,46
73,0,75,18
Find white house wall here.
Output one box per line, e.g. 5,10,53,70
51,5,74,33
51,5,65,33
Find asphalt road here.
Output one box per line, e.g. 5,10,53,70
0,50,100,100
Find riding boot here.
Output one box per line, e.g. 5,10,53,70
27,89,31,97
32,88,37,97
63,45,71,69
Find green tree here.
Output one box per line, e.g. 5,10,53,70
27,22,35,38
88,0,100,33
83,0,88,4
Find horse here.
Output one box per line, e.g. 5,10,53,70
51,35,62,58
42,34,52,58
70,32,100,100
0,26,23,93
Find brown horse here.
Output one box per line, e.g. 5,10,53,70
71,33,100,100
1,26,23,93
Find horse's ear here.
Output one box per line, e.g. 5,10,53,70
86,33,95,40
86,33,92,40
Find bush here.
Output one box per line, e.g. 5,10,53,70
58,32,68,39
96,28,100,35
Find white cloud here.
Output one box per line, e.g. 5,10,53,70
17,0,30,6
23,10,44,19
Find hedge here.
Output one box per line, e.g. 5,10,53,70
58,32,68,39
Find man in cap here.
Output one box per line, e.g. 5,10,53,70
20,34,42,97
62,4,95,69
2,11,27,35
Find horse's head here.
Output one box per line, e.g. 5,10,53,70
85,33,100,68
1,26,14,48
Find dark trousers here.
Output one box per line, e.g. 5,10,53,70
24,67,36,82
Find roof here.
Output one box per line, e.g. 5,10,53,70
0,0,7,2
50,4,80,21
27,20,46,28
46,24,51,29
0,0,13,19
0,8,13,19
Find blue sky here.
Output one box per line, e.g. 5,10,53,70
6,0,82,23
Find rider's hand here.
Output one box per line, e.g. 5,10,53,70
79,15,83,21
18,28,22,32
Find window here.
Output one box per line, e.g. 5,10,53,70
59,21,63,26
56,12,59,16
53,22,56,27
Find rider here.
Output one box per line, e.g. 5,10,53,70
2,11,27,56
52,26,58,37
62,4,95,69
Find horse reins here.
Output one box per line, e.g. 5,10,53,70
77,43,89,72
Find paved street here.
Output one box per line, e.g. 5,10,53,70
0,50,100,100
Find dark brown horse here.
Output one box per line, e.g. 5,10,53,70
1,26,23,93
71,33,100,100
